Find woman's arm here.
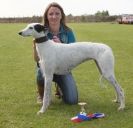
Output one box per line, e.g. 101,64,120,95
33,39,40,62
67,30,76,43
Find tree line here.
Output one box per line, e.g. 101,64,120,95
0,11,119,23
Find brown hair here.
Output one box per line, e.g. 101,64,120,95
42,2,69,29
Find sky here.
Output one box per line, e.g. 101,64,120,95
0,0,133,18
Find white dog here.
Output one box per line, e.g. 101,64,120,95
19,23,125,114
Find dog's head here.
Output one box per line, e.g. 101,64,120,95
18,23,47,38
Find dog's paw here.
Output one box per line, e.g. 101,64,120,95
112,99,119,103
118,106,125,111
37,110,44,115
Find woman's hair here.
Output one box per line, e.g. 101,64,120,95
42,2,69,30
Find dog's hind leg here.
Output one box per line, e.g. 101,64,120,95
104,75,125,110
95,59,125,110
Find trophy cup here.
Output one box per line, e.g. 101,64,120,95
78,102,87,114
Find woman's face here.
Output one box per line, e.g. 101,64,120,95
47,7,62,26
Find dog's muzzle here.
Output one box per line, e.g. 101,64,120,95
18,32,22,35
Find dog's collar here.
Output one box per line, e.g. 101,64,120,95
35,36,48,43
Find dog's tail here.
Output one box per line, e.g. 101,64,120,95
99,75,107,88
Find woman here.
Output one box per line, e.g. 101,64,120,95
33,2,78,104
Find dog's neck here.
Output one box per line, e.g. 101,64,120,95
35,36,48,43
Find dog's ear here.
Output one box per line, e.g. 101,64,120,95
34,24,45,33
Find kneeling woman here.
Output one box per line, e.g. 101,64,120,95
33,2,78,104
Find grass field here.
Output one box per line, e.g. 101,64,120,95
0,23,133,128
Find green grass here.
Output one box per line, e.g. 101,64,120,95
0,23,133,128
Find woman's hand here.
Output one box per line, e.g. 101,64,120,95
52,36,61,43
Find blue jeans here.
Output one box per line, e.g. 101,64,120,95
36,67,78,104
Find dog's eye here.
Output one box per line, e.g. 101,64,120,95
29,27,33,29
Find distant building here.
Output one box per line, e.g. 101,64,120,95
117,14,133,24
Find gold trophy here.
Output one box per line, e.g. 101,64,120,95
78,102,87,114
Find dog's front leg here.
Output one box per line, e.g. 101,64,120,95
37,74,53,115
